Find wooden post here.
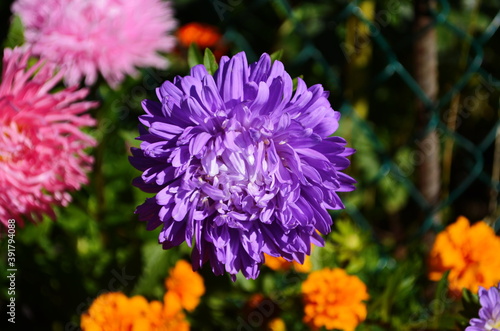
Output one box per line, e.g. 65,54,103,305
413,0,441,224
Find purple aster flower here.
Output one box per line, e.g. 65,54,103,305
467,285,500,331
130,52,355,279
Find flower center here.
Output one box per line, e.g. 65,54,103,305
486,318,500,330
195,125,280,223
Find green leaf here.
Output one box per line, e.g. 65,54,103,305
378,173,409,213
132,241,171,299
460,287,481,320
292,75,303,91
3,15,25,48
261,273,276,296
187,43,203,69
203,48,219,75
434,270,450,304
270,49,284,62
234,272,257,292
431,270,450,328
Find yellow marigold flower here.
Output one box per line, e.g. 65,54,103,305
80,292,189,331
267,317,286,331
428,216,500,296
165,260,205,311
264,252,312,273
302,268,369,331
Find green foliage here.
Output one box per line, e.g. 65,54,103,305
461,288,481,322
203,48,218,75
3,15,24,48
328,219,370,271
270,49,284,62
132,241,173,299
378,148,413,213
188,43,204,69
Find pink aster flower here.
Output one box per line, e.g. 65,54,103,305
12,0,177,87
0,47,97,227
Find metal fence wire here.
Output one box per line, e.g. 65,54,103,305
210,0,500,235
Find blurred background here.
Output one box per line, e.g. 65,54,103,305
0,0,499,330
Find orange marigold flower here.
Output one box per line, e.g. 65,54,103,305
245,293,267,310
242,294,280,328
163,291,184,318
265,253,312,273
177,22,222,49
428,216,500,296
302,268,369,331
264,248,313,273
157,292,190,331
80,292,189,331
145,297,189,331
165,260,205,311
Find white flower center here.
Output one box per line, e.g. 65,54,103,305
485,318,500,330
